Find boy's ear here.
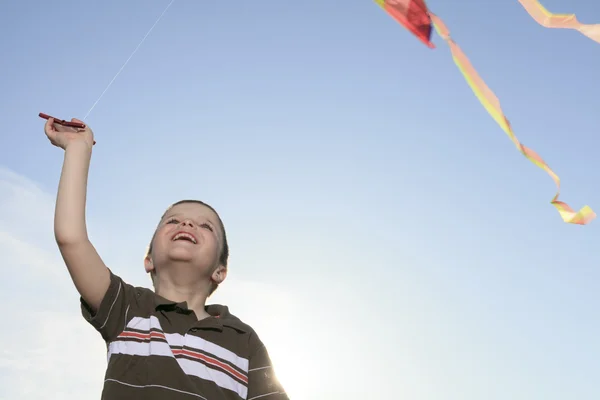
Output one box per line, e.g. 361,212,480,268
211,265,227,285
144,256,154,273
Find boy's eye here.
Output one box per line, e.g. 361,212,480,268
166,218,179,224
200,223,213,232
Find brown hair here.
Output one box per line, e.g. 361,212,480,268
145,200,229,296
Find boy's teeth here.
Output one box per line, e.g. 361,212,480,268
173,233,196,243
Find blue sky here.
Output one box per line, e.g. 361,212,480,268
1,0,599,398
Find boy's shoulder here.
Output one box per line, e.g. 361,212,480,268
206,303,257,335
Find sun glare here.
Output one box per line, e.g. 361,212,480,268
212,279,320,397
267,337,315,399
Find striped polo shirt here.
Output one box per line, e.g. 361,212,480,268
81,269,288,400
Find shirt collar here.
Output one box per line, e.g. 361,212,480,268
153,294,248,333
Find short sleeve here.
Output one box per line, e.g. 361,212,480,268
80,269,141,342
247,333,289,400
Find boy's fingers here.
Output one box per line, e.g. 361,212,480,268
70,118,88,132
44,118,55,134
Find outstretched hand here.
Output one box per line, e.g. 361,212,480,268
44,118,95,150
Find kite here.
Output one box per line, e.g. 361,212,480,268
373,0,434,48
518,0,600,44
374,0,596,225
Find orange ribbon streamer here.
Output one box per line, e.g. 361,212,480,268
429,13,595,224
518,0,600,44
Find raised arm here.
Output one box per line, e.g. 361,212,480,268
46,118,110,313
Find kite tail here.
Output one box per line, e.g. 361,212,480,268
518,0,600,44
429,13,595,225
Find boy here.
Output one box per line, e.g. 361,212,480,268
44,118,288,400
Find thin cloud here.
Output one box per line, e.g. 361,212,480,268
0,167,63,279
0,167,105,399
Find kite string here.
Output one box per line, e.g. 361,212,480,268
83,0,176,120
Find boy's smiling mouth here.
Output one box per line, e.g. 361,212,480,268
172,231,197,244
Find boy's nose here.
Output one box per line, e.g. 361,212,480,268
180,219,194,227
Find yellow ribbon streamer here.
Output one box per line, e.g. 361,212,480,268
428,13,595,224
518,0,600,44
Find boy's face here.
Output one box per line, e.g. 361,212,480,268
145,202,225,282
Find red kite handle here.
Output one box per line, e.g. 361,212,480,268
39,113,95,145
39,113,86,129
